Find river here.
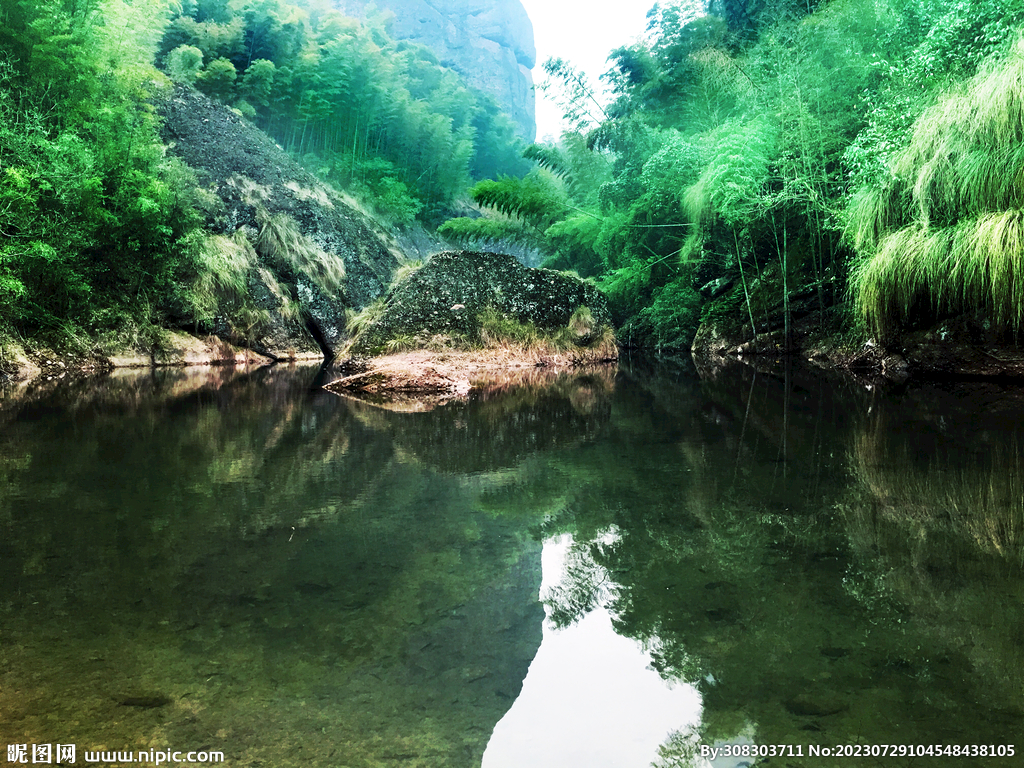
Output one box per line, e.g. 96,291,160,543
0,360,1021,767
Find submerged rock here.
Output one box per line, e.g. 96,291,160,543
349,250,612,354
783,692,849,718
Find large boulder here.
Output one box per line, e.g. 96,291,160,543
337,0,536,140
159,85,403,360
350,250,612,353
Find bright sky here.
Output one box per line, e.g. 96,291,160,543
481,536,702,768
518,0,657,141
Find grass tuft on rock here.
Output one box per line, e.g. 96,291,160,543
255,211,345,296
183,230,256,322
474,305,616,363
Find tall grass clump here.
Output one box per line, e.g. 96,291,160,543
178,230,281,342
183,230,256,323
849,41,1024,340
345,297,387,337
390,259,423,286
255,211,345,296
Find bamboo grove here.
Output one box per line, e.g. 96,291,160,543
443,0,1024,353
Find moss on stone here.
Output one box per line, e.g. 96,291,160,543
349,250,614,355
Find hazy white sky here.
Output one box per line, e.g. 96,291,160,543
482,536,702,768
518,0,656,140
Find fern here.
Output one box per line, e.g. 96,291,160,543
523,143,572,180
469,169,567,232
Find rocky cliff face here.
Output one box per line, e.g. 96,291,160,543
338,0,537,141
159,85,404,361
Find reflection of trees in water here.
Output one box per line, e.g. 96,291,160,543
0,365,545,767
344,368,616,473
845,398,1024,721
544,534,610,629
851,408,1024,565
531,362,1024,763
0,365,387,607
6,361,1023,764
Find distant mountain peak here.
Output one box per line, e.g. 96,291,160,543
337,0,537,141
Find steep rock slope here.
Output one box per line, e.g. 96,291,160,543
159,85,403,360
338,0,536,140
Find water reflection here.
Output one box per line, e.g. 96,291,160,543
532,362,1024,766
1,361,1022,766
0,365,550,766
483,536,701,768
337,367,616,474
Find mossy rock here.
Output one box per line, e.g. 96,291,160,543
351,250,612,354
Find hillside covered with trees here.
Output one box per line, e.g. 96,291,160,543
0,0,529,359
5,0,1024,377
444,0,1024,367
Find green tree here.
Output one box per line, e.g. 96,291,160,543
166,44,204,83
197,56,237,100
241,57,275,105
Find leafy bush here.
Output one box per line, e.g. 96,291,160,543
618,278,701,352
346,157,423,224
166,45,204,84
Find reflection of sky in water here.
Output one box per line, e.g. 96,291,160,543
483,536,702,767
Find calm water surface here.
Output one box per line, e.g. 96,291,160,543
1,361,1022,767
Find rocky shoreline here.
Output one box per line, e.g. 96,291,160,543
4,241,1023,393
322,347,618,407
0,330,277,387
6,314,1024,396
690,309,1024,384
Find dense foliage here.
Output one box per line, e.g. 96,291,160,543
158,0,529,218
7,0,1024,353
0,0,203,338
850,44,1024,340
446,0,1024,353
0,0,529,343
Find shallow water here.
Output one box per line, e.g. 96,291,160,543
0,361,1021,767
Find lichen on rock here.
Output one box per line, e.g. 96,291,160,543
348,250,614,355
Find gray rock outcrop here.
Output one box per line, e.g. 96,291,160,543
337,0,536,140
159,84,403,360
350,250,612,353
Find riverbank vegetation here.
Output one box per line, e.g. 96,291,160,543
0,0,528,353
443,0,1024,354
7,0,1024,368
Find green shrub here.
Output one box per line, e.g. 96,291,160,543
166,45,204,84
619,278,701,352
